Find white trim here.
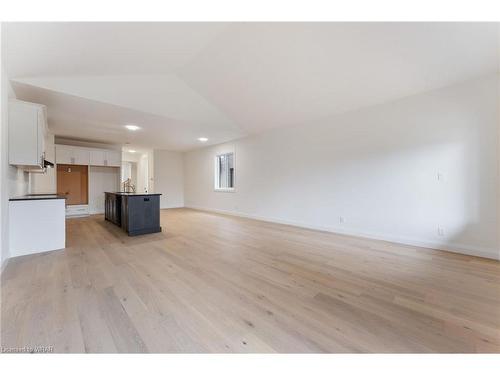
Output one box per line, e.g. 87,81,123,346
185,205,500,261
0,257,9,275
66,204,90,217
214,188,235,193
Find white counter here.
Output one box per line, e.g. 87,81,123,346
9,196,66,257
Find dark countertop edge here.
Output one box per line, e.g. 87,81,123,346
105,192,162,196
10,195,67,201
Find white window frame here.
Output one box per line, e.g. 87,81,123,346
214,152,235,192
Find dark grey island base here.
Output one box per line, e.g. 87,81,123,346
105,192,162,236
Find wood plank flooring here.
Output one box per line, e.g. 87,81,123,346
1,208,499,353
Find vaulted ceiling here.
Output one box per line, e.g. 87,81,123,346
3,22,499,151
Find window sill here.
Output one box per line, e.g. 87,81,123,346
214,188,235,193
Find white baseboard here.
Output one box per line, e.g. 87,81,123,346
66,204,89,217
185,205,499,261
0,257,9,275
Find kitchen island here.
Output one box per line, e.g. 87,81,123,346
105,192,162,236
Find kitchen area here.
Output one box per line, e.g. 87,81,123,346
7,98,163,258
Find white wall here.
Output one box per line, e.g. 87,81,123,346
153,150,184,208
7,168,28,197
148,150,154,193
122,150,152,192
5,89,29,199
1,37,29,269
121,161,136,187
137,154,149,193
89,166,120,214
0,30,8,269
184,75,500,260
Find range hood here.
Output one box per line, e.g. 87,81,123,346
27,159,54,174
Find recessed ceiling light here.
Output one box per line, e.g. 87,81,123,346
128,149,136,153
198,137,208,142
125,124,140,131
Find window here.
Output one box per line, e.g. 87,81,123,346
215,152,234,191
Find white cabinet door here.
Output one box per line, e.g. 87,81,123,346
37,107,47,162
56,145,117,166
89,149,105,166
9,100,45,167
55,145,89,165
9,199,66,257
105,150,121,167
74,148,89,165
55,145,74,164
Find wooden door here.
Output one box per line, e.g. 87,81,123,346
57,164,88,205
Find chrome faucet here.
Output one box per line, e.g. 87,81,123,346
122,178,136,193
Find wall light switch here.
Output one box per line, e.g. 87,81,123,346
437,226,445,236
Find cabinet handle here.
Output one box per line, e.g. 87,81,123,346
71,157,75,164
104,159,108,166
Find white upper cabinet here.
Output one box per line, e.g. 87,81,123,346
105,150,121,167
55,145,89,165
89,149,105,166
55,145,72,164
73,148,90,165
89,149,120,167
9,100,47,168
56,145,121,167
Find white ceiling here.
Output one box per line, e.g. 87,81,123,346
4,23,231,76
3,22,499,151
11,82,244,150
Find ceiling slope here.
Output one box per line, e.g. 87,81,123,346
3,22,499,150
178,23,500,133
11,81,245,150
13,75,238,130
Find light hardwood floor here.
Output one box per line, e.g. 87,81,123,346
1,208,499,353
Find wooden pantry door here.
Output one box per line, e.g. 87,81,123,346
57,164,88,205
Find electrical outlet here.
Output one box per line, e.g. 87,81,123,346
339,216,346,224
437,226,445,236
